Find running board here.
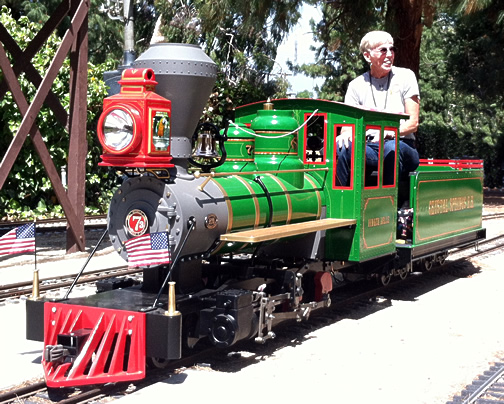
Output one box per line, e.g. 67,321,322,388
220,218,356,243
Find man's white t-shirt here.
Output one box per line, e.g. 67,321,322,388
344,66,419,140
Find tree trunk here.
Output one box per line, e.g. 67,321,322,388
386,0,424,77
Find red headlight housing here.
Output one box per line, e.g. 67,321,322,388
96,68,174,168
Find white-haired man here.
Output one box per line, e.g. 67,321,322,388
336,30,420,187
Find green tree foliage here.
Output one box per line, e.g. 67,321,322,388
154,0,304,122
457,0,504,23
419,11,504,186
296,89,314,99
0,8,117,219
291,0,384,101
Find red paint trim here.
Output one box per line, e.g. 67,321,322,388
314,272,333,301
364,125,381,189
333,123,355,190
43,303,146,387
419,159,484,170
383,127,398,188
302,112,327,165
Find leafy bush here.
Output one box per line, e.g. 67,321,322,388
0,7,119,220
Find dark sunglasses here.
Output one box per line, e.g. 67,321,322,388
374,46,397,54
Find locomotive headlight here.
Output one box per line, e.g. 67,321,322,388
98,105,142,154
103,109,134,150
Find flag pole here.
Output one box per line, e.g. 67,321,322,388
63,228,109,300
31,219,40,300
151,218,196,309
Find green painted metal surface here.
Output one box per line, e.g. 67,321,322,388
410,168,483,246
361,195,396,254
233,99,484,264
235,98,405,262
211,173,323,254
251,109,304,188
218,122,256,173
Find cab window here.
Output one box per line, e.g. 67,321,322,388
334,124,355,188
383,127,398,187
304,113,327,164
364,125,381,188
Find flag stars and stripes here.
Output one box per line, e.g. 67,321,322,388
0,223,36,257
125,231,171,268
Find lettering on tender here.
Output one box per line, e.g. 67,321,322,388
428,195,474,215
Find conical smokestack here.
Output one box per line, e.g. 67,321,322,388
133,43,217,159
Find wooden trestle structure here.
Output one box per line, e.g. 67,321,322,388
0,0,90,252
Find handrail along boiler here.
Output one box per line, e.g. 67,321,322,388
25,43,486,388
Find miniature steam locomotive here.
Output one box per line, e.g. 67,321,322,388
26,43,485,387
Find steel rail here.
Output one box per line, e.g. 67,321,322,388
0,380,46,404
0,215,107,229
0,267,141,300
462,365,504,404
0,264,129,292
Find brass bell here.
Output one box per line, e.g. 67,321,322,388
192,130,219,159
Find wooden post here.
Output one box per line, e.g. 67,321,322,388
0,0,90,253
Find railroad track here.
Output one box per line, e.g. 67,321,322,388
1,234,503,403
0,380,46,404
0,378,131,404
0,216,107,234
449,233,504,262
0,265,141,301
447,362,504,403
0,341,228,404
483,212,504,221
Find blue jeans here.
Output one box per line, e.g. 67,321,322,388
336,140,419,186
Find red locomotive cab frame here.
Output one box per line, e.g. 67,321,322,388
97,68,174,168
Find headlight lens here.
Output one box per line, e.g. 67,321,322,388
103,109,134,151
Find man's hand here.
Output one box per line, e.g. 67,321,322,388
336,126,353,149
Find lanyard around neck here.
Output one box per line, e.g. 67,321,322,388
369,71,391,110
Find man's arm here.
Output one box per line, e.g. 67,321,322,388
400,95,420,136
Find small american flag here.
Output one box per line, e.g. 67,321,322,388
125,232,171,268
0,223,36,257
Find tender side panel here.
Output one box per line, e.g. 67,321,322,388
411,169,484,245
